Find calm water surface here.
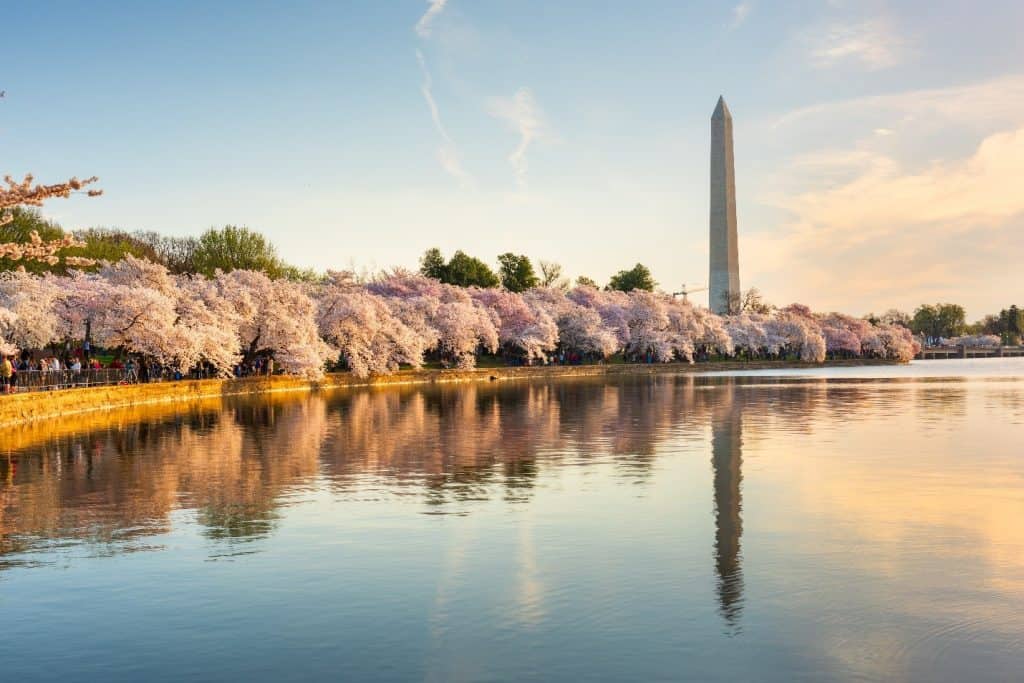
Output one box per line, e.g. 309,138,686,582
2,358,1024,682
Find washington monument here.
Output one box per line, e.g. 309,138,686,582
709,96,740,314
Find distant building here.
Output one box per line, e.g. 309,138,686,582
709,96,740,314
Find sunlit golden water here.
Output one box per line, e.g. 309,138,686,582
2,359,1023,682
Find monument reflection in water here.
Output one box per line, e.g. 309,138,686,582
3,367,1024,682
712,389,744,630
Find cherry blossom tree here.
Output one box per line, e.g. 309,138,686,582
725,313,770,358
766,307,827,362
554,304,618,358
88,278,179,364
172,275,243,375
430,300,499,367
0,249,930,377
315,270,428,376
665,298,733,358
50,272,106,344
818,313,871,357
366,269,499,368
881,325,920,361
365,268,444,299
100,254,178,295
217,269,332,378
317,282,430,378
623,291,674,362
0,306,20,356
0,269,64,350
568,285,631,350
93,256,241,374
469,287,557,362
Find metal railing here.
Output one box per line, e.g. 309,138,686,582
7,368,136,392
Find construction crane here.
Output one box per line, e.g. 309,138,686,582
672,283,708,302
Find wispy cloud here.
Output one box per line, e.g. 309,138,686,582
807,19,903,70
416,50,473,187
415,0,449,38
730,2,752,29
416,51,451,143
487,88,547,190
772,74,1024,130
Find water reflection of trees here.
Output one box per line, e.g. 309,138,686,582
0,373,974,630
2,378,715,550
0,398,327,557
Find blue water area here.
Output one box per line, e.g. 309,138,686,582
2,359,1024,682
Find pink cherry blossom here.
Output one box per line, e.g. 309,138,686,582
317,286,429,378
216,269,333,378
469,287,557,362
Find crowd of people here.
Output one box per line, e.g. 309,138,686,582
0,343,279,394
0,351,135,393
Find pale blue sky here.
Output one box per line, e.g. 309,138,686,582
3,1,1023,316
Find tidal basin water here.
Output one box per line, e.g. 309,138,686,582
3,359,1024,682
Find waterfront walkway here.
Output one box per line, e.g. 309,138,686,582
918,345,1024,360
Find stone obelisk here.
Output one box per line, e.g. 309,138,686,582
709,96,740,314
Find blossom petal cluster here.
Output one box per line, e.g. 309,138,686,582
0,230,96,267
1,175,102,227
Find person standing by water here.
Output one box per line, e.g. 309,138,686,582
1,355,13,394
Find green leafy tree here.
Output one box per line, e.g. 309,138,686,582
575,275,598,288
419,247,447,280
419,248,499,288
607,263,656,292
497,252,539,292
445,250,499,288
69,228,160,264
191,225,285,278
1000,305,1023,344
280,265,325,284
981,305,1023,344
911,303,966,343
